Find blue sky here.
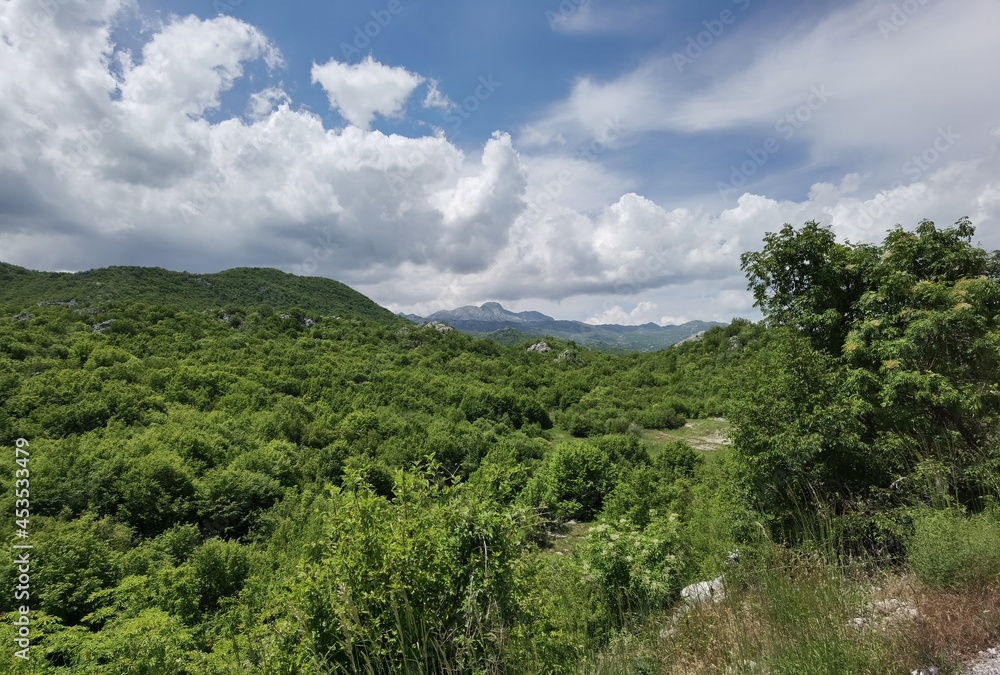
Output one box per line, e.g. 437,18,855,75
2,0,999,324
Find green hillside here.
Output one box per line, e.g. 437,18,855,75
0,262,399,323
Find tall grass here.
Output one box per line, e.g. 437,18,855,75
907,507,1000,589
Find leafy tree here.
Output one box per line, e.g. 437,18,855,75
734,219,1000,540
741,220,877,354
26,515,132,624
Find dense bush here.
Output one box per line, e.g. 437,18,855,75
286,469,532,673
579,515,685,621
522,441,615,521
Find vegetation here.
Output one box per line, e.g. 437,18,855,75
0,263,399,323
1,217,999,673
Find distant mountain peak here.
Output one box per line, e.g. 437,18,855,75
411,301,726,352
425,302,555,324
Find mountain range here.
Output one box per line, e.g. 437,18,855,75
405,302,724,352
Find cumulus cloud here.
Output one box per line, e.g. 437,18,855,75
311,56,423,129
247,87,291,121
0,0,998,327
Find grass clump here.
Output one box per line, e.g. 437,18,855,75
907,508,1000,589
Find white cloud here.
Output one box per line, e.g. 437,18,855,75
422,80,455,112
247,87,290,121
526,0,1000,179
547,1,665,36
311,55,423,129
1,0,999,329
585,301,669,326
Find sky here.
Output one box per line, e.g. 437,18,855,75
1,0,999,325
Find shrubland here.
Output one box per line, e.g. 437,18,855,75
1,218,999,673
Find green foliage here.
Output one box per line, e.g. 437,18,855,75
195,467,284,539
0,262,400,323
728,329,867,530
114,451,196,537
76,608,195,674
741,220,877,354
459,386,552,429
632,402,685,430
523,441,615,521
601,443,701,528
733,219,1000,546
907,508,1000,589
579,515,685,620
27,515,132,625
287,469,531,673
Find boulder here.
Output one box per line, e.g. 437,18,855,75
527,341,551,353
681,576,725,605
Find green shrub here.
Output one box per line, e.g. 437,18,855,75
908,508,1000,588
524,441,614,521
194,468,284,539
287,469,530,674
591,433,648,469
579,515,684,621
633,403,685,430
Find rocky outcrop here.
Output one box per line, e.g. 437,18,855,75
527,341,551,353
422,321,453,333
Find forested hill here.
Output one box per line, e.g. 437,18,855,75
0,262,399,323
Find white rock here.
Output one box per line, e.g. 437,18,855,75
681,576,725,605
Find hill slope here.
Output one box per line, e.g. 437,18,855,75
411,301,724,351
0,262,399,322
